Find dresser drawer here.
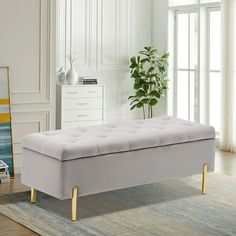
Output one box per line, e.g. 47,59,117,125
63,87,83,99
63,109,103,121
83,86,103,98
63,98,103,110
56,85,105,130
62,120,103,129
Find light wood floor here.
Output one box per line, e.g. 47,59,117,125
0,149,236,236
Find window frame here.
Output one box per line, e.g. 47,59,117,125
173,9,199,121
168,1,221,132
206,6,221,128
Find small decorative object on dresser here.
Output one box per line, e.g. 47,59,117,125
56,67,66,85
66,55,78,85
79,76,98,85
56,85,105,129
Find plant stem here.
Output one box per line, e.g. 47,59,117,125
143,105,146,119
147,105,150,119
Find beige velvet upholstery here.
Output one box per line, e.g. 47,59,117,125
21,117,215,200
22,117,215,161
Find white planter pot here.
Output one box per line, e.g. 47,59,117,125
66,66,78,85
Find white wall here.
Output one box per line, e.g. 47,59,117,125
57,0,168,121
0,0,56,173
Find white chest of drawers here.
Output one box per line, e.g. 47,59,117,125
56,85,105,129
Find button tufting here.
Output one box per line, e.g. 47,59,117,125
80,129,87,132
23,117,215,161
180,123,195,126
44,133,57,136
104,129,112,132
67,139,76,143
132,126,141,129
155,126,165,130
98,135,107,138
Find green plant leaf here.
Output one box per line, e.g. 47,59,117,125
134,83,142,90
131,70,140,78
128,95,135,100
148,67,155,74
149,98,158,106
143,83,149,93
130,104,137,110
141,98,149,104
149,90,160,98
139,51,150,57
161,52,169,59
134,78,141,84
144,46,152,51
136,102,144,108
129,64,137,69
136,89,146,97
140,58,149,63
130,99,139,105
137,56,141,63
130,57,136,64
140,71,146,77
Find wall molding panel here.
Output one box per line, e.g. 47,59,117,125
57,0,146,71
97,0,120,70
71,0,91,69
0,0,56,173
11,110,51,174
9,0,53,105
57,0,153,122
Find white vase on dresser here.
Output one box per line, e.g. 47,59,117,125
56,85,105,129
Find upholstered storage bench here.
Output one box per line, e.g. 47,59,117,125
21,117,215,221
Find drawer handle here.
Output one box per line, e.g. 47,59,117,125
77,103,88,105
67,92,78,94
87,91,97,93
77,114,88,117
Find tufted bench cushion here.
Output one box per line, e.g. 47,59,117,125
22,117,215,162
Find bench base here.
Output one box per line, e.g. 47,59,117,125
30,163,209,221
22,139,215,200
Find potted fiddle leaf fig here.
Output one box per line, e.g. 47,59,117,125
128,46,169,119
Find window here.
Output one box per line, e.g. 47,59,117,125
175,11,198,121
168,0,221,135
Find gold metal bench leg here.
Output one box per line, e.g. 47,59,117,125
31,188,37,203
202,163,207,195
71,186,78,221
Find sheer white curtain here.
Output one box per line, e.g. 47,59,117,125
220,0,236,152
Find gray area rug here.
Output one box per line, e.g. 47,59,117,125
0,173,236,236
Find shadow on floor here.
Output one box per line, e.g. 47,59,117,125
0,179,201,220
